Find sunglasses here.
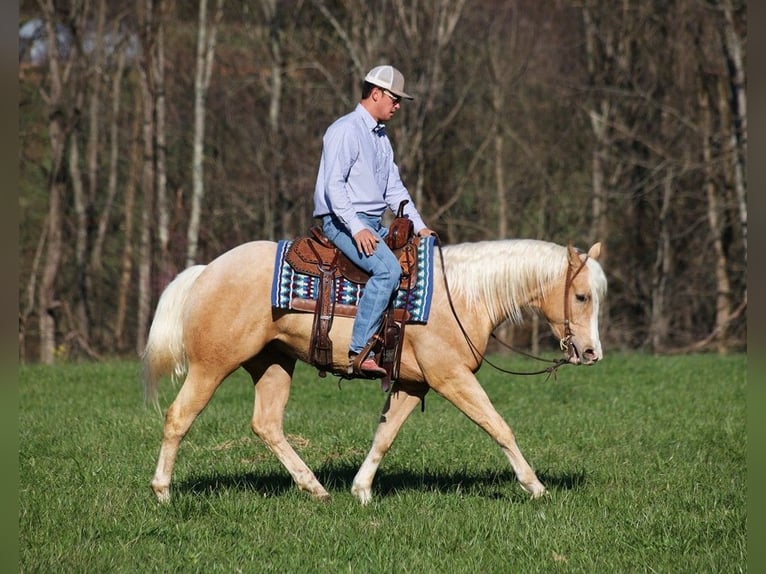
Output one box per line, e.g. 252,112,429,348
381,88,402,105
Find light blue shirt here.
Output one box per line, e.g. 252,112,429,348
313,103,426,237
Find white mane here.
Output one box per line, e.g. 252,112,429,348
440,239,602,326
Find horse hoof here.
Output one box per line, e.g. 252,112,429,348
529,486,547,499
351,485,373,505
312,491,331,503
152,483,171,503
520,480,547,499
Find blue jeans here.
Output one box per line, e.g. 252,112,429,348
322,214,401,355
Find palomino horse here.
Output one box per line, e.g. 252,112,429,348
143,238,606,504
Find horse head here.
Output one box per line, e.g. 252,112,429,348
542,242,606,365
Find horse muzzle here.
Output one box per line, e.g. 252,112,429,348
561,336,602,365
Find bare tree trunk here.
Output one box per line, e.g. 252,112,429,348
80,0,107,345
582,2,614,348
491,93,507,239
187,0,224,266
114,102,141,351
38,177,63,365
261,0,290,238
87,0,106,212
719,0,747,262
648,170,673,352
583,3,610,267
155,0,171,282
487,28,510,350
257,0,282,240
69,122,90,347
36,0,89,363
700,82,732,354
136,0,159,355
20,220,48,362
91,39,128,272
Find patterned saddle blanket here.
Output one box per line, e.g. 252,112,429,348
271,236,436,323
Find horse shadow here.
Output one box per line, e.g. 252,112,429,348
176,463,587,501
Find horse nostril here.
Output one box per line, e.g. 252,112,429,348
583,348,598,363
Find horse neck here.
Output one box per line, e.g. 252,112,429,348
442,240,566,328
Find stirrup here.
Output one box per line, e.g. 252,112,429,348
348,352,387,378
348,335,386,377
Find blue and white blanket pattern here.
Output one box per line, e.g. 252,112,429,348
271,236,435,323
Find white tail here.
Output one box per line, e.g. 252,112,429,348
142,265,207,405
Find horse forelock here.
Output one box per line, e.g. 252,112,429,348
586,257,608,302
442,239,568,325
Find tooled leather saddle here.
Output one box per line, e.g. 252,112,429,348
283,201,419,387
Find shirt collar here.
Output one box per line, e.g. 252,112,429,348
356,103,384,134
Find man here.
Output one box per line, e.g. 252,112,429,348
313,64,435,377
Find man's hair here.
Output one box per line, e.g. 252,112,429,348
362,81,377,100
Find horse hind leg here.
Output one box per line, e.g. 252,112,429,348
151,364,227,502
246,352,330,500
351,382,428,505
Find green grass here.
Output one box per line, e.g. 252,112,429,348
19,354,746,573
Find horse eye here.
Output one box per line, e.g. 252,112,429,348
575,294,587,303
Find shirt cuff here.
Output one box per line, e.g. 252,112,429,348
347,216,367,236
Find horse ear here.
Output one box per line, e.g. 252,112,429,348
566,243,580,266
588,242,602,261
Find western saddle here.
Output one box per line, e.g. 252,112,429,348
284,201,420,388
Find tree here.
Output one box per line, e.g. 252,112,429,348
187,0,224,266
135,0,161,354
35,0,92,363
17,1,747,360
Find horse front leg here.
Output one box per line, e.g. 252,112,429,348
247,355,330,500
433,371,546,499
351,382,429,505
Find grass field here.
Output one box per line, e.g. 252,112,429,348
19,353,745,573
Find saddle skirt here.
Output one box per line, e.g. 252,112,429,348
271,234,436,323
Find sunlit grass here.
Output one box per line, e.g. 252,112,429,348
19,353,746,573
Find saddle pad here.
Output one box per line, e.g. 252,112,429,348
271,236,436,323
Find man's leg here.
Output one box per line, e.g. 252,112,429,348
347,246,401,355
322,215,401,363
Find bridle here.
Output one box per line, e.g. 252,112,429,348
436,237,590,379
559,248,590,362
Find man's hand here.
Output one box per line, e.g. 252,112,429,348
353,228,380,257
417,227,436,237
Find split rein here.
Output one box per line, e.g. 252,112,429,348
433,236,588,381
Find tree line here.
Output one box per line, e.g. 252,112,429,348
18,0,747,364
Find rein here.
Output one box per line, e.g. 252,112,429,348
434,237,587,380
